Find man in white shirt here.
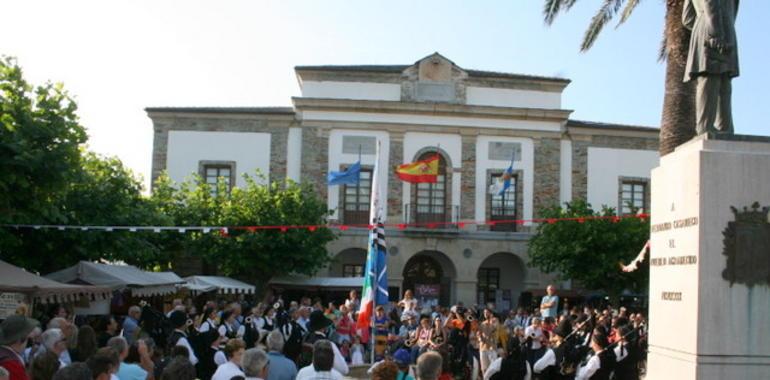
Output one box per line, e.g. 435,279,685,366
524,317,544,366
575,334,616,380
303,311,348,376
241,348,269,380
296,340,342,380
168,311,198,365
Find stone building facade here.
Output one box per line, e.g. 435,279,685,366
147,53,659,308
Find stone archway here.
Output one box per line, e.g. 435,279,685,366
328,248,367,277
402,250,457,306
477,252,526,310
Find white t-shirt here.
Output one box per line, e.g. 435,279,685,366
212,361,244,380
296,366,343,380
524,326,544,350
483,357,531,380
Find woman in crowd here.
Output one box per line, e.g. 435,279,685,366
398,290,419,321
69,325,97,363
428,315,447,353
211,339,246,380
335,305,354,345
95,316,118,348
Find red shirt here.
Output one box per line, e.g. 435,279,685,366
0,346,28,380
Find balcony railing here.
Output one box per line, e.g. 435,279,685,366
404,204,459,228
489,207,518,232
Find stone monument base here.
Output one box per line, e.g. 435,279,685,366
647,134,770,379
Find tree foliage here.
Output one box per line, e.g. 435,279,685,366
0,56,87,225
528,200,649,299
0,56,335,281
151,174,336,284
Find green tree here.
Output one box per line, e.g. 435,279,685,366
151,173,336,284
528,200,649,304
4,153,166,273
544,0,695,155
0,56,87,226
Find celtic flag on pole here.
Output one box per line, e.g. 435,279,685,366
357,141,388,328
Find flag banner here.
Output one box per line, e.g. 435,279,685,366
327,161,361,186
488,165,514,195
357,141,388,329
620,240,650,272
396,155,439,183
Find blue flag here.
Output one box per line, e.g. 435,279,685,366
327,161,361,186
488,165,514,196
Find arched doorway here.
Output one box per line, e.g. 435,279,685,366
477,252,525,311
402,251,456,306
329,248,367,277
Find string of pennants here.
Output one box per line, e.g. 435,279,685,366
2,213,648,235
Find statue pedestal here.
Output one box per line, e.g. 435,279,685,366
647,135,770,379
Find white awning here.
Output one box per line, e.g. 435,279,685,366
269,275,364,290
0,260,112,304
182,276,255,295
46,261,184,297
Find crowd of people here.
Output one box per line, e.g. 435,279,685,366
0,285,647,380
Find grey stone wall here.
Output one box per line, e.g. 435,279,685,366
460,135,477,220
300,126,329,200
533,137,562,216
387,134,404,222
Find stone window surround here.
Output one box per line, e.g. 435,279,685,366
198,160,237,192
409,149,453,222
485,168,524,231
617,176,650,215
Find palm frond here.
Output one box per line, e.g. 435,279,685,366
617,0,641,26
580,0,626,51
544,0,579,25
658,29,668,62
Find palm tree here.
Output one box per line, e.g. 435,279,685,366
544,0,695,155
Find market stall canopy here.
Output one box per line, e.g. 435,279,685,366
182,276,256,295
269,275,364,290
0,260,112,304
46,261,184,297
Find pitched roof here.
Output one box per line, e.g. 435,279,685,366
145,106,295,115
567,119,659,133
294,65,570,84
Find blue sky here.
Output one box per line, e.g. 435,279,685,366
3,1,768,189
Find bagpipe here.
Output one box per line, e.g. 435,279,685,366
137,301,175,349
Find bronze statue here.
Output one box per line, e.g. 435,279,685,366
683,0,739,135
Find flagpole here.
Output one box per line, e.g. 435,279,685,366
369,141,380,365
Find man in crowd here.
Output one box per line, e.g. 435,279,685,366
540,285,559,319
241,348,269,380
168,310,198,365
86,348,120,380
47,318,74,366
39,328,68,367
478,308,499,375
416,351,442,380
122,307,141,345
302,311,348,376
107,336,146,380
0,315,38,380
265,331,297,380
296,340,341,380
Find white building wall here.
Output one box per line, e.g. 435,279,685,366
327,130,390,221
587,147,659,211
301,111,562,132
300,81,401,101
402,133,462,220
475,136,534,225
166,131,271,186
286,127,302,182
466,86,562,109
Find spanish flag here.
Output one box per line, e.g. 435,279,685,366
396,155,439,183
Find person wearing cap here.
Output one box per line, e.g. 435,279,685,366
167,310,198,365
393,348,416,380
302,310,348,376
0,314,39,380
533,319,571,379
575,334,616,380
